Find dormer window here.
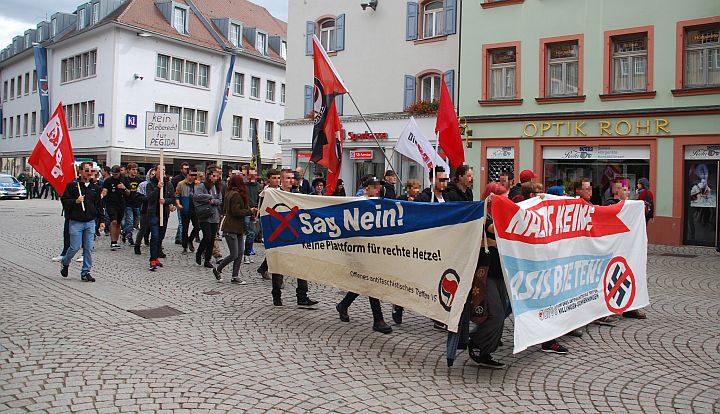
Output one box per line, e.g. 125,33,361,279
229,23,242,47
78,9,86,30
25,34,31,48
37,26,43,42
256,32,267,55
173,6,188,34
51,18,57,37
281,40,287,59
92,2,100,24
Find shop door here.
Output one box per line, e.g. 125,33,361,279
684,160,719,247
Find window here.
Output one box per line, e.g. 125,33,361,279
31,112,36,134
155,103,169,112
229,23,241,47
281,41,287,60
256,32,267,55
60,101,94,129
684,25,720,88
25,34,31,49
249,118,258,142
3,81,7,101
547,42,579,97
32,70,37,92
16,76,21,97
10,79,14,99
81,102,88,126
16,115,20,136
78,8,86,30
73,56,82,79
24,73,29,95
90,50,97,75
171,58,183,82
266,80,275,101
232,116,242,139
250,76,260,98
60,50,98,83
72,103,80,128
23,114,28,136
319,19,335,52
157,54,170,79
2,118,6,138
169,106,181,116
264,121,274,142
489,48,517,99
87,101,94,126
198,64,209,87
184,61,197,85
8,117,13,138
65,105,71,126
182,108,195,132
233,72,244,95
420,74,441,101
51,19,57,37
195,110,207,134
423,1,444,38
173,6,187,34
611,36,648,93
280,83,286,104
92,3,100,24
37,26,43,42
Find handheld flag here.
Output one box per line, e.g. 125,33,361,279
28,103,76,196
395,117,449,173
435,74,464,168
311,35,347,195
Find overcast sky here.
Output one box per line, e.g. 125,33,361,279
0,0,288,48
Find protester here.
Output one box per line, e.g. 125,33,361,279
547,185,565,196
636,178,655,223
271,169,319,307
101,165,130,250
415,166,449,203
295,167,311,194
133,168,154,255
511,169,538,203
499,169,514,198
146,166,175,271
122,163,143,246
244,169,262,264
332,179,346,196
382,170,397,199
444,165,474,201
60,162,104,282
194,166,222,268
398,179,421,201
172,162,190,245
214,175,257,284
175,167,200,253
311,178,325,196
336,176,392,334
256,169,281,280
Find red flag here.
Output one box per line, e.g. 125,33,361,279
28,103,75,196
310,35,348,195
435,74,464,168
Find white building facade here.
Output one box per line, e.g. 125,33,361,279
1,0,287,176
282,0,460,193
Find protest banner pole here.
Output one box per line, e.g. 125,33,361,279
159,149,164,227
346,92,404,190
75,163,85,212
431,132,440,203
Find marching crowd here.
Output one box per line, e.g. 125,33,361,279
52,160,652,369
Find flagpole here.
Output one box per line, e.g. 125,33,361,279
159,149,164,227
75,164,85,212
345,92,404,190
431,132,440,203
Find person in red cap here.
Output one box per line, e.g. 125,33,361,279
510,169,538,203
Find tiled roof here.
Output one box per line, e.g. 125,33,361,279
198,0,287,37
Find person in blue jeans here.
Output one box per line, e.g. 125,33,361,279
60,162,104,282
172,162,190,244
146,169,176,271
243,169,262,264
123,163,143,245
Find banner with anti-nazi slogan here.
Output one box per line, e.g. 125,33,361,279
492,195,650,353
260,189,485,332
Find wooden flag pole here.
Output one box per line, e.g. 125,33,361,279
159,149,164,227
75,163,85,212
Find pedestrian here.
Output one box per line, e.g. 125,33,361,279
511,169,538,203
122,163,143,245
101,165,129,250
39,176,50,199
194,166,222,268
256,169,281,280
382,170,397,199
175,167,200,253
244,168,262,264
172,162,190,245
444,165,474,201
336,176,392,334
397,179,421,201
636,177,655,223
146,166,175,271
270,169,319,307
213,175,257,283
60,162,104,282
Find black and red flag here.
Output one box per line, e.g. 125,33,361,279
310,35,347,195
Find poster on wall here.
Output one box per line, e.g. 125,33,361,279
688,163,717,208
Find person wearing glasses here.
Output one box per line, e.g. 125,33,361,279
60,162,104,282
175,167,200,254
415,166,449,203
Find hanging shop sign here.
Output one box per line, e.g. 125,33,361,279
486,146,515,159
543,145,650,160
684,145,720,160
297,152,312,160
350,150,374,160
522,118,670,137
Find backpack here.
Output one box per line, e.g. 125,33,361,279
640,189,654,220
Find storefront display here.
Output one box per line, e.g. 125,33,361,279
683,145,719,246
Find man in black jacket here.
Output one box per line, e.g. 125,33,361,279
382,170,397,199
146,172,176,271
415,166,449,203
444,165,474,201
60,161,104,282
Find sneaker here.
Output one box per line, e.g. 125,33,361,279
122,236,126,243
273,298,283,306
257,268,271,279
189,243,195,253
623,309,647,319
372,320,393,334
81,274,96,282
51,255,63,262
127,236,134,246
60,264,69,278
149,261,157,272
183,248,188,254
297,298,319,307
203,261,214,269
134,245,142,255
392,305,403,325
250,248,256,255
231,278,246,285
213,266,222,281
158,251,166,259
541,340,569,354
592,316,617,326
76,256,83,262
336,303,350,322
433,321,447,331
468,349,506,370
156,261,163,268
111,242,120,250
243,255,251,264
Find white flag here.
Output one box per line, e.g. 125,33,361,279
395,117,450,172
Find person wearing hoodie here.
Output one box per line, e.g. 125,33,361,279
146,166,176,271
444,165,474,202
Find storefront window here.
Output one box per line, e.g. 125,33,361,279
684,159,718,246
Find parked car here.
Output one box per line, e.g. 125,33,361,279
0,174,28,199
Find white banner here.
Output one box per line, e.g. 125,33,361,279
260,189,484,331
395,117,450,172
492,195,650,353
145,111,180,149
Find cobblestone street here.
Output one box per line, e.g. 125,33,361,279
0,199,718,413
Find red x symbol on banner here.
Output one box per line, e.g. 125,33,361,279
266,206,299,242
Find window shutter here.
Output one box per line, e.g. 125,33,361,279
406,2,418,41
305,21,315,56
335,14,345,51
335,94,344,116
304,84,313,117
404,75,416,110
444,69,455,103
444,0,457,35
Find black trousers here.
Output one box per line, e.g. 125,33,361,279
135,213,150,246
340,293,384,322
198,221,218,262
272,274,308,301
181,213,199,249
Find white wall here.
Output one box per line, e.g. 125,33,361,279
0,52,42,154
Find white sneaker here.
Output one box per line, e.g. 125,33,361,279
76,257,83,262
51,256,63,262
243,255,251,264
